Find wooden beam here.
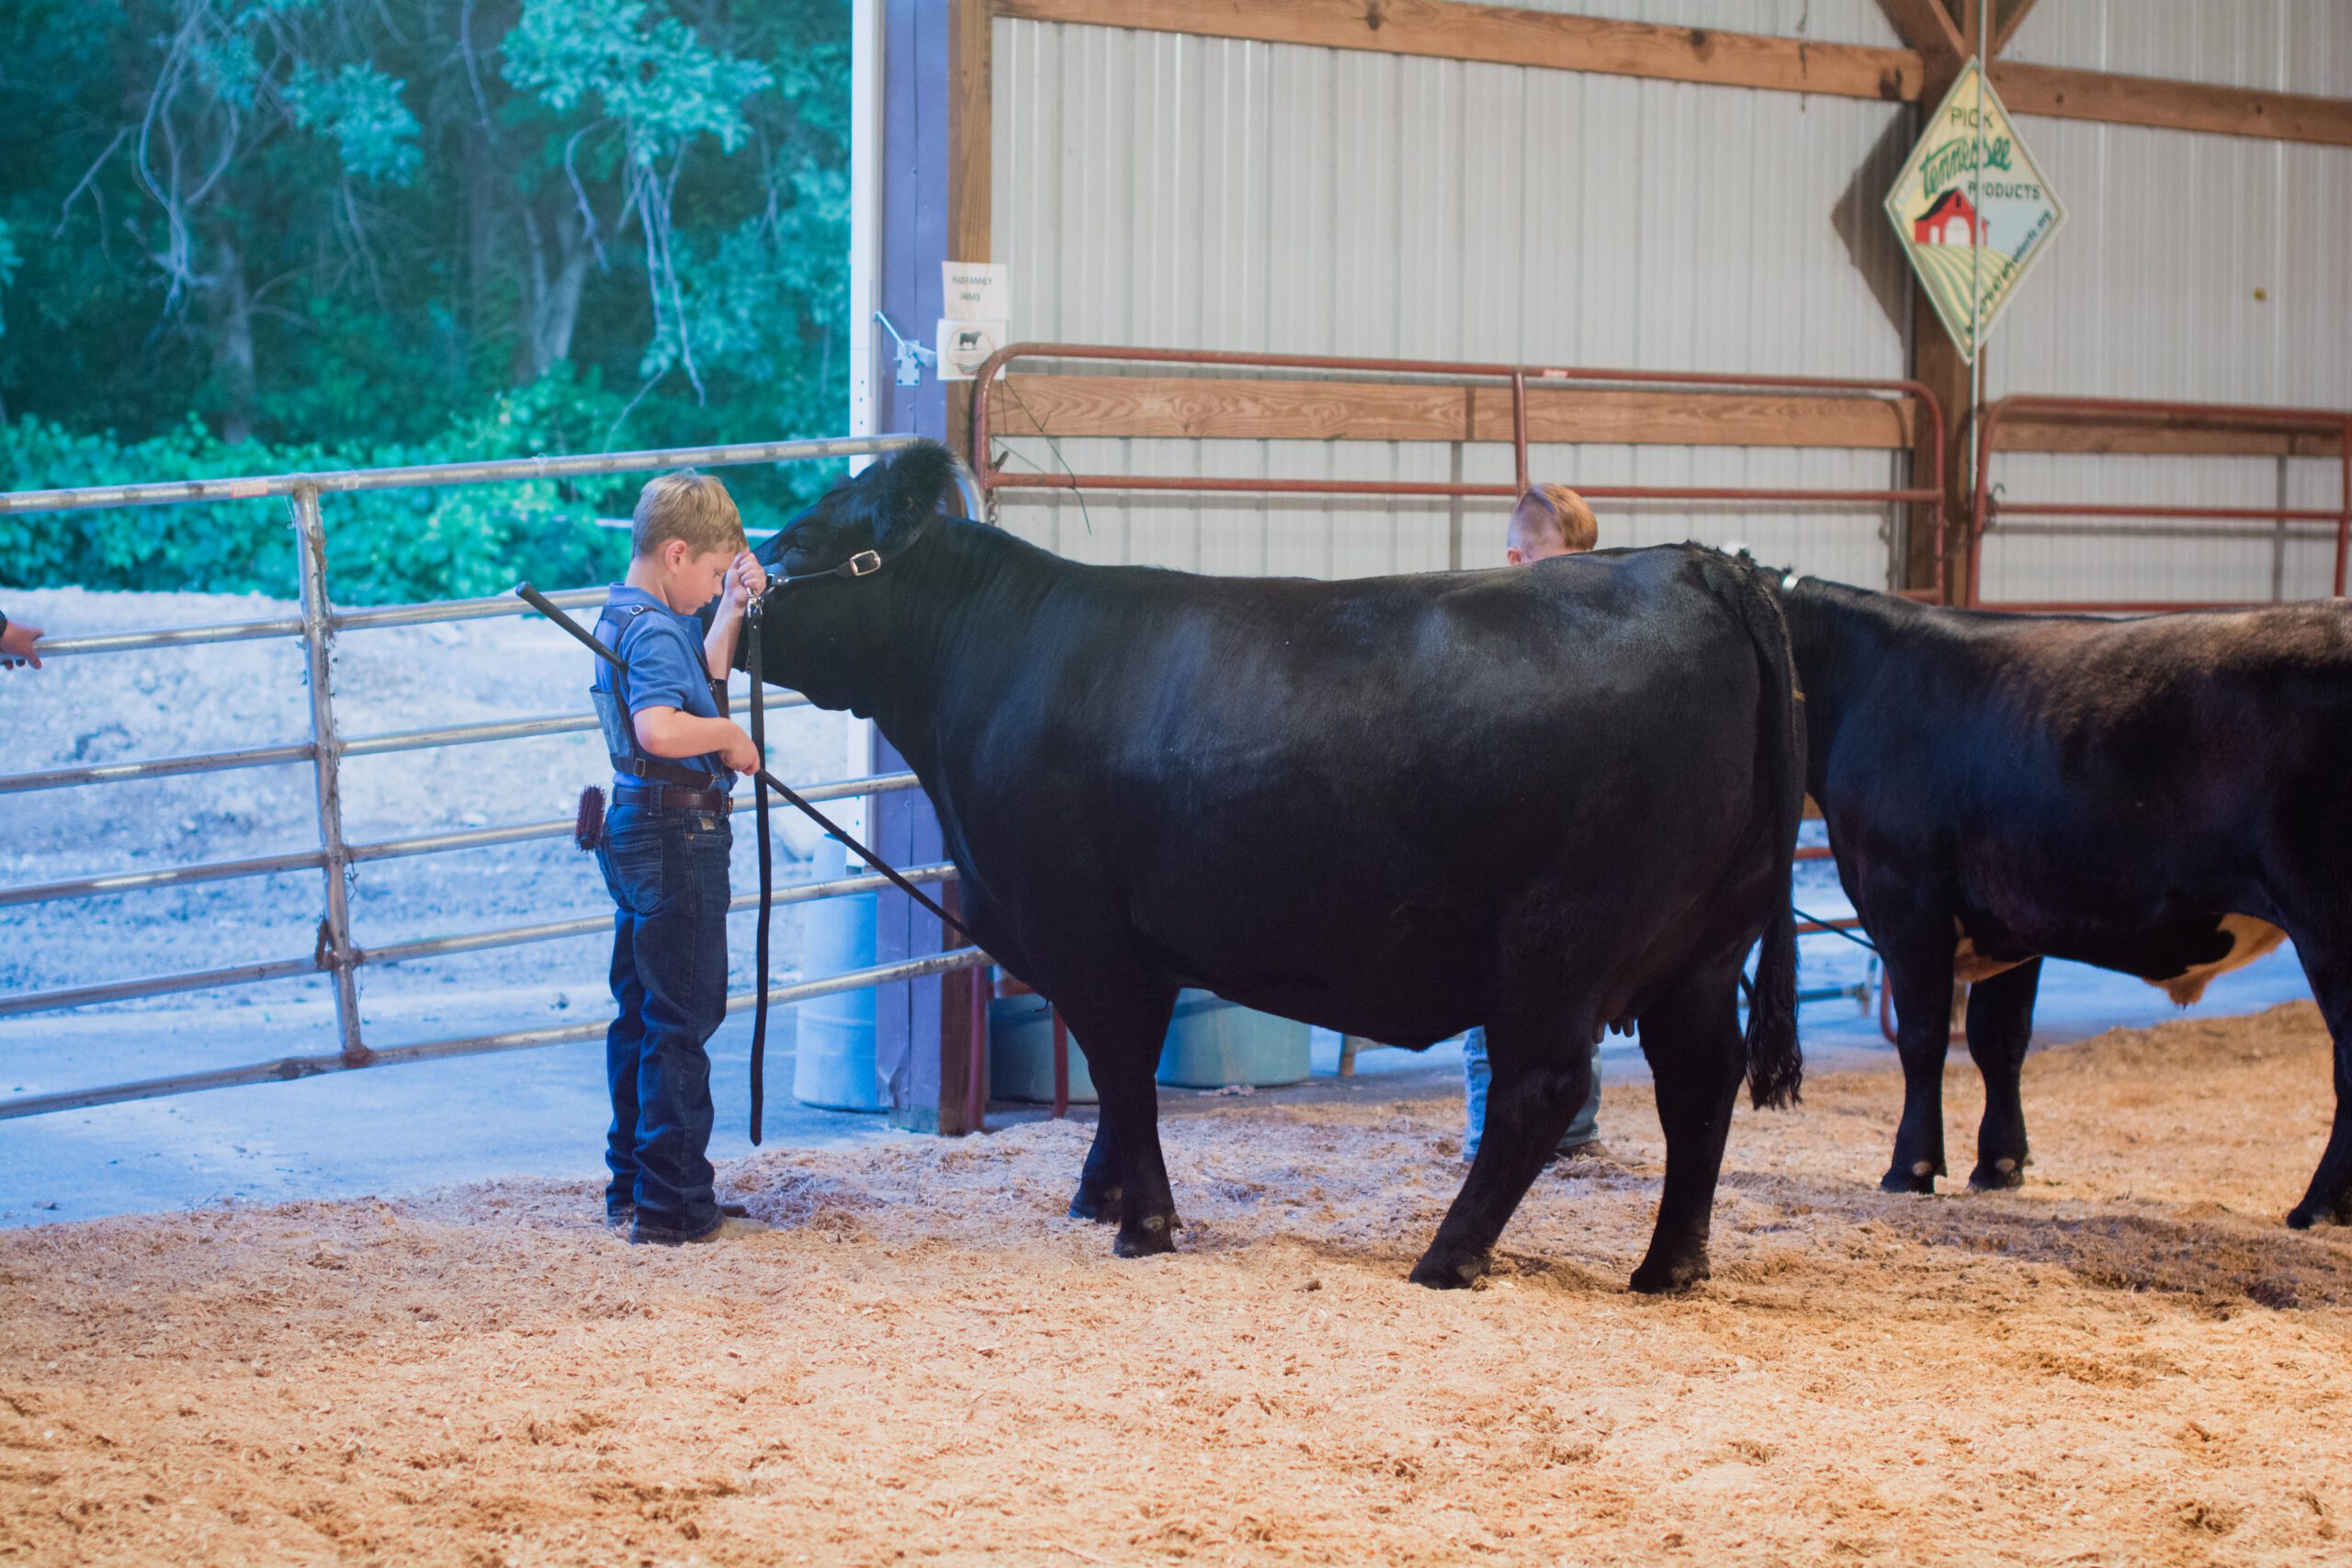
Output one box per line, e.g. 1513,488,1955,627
1998,413,2346,459
946,0,993,455
1879,0,1966,67
987,375,1920,449
936,2,992,1135
989,375,2344,458
992,0,2352,149
1988,0,2039,56
1992,62,2352,148
1951,0,1981,53
991,0,1928,102
950,0,991,262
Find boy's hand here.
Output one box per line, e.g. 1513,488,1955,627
724,551,768,611
1,616,43,670
718,722,762,776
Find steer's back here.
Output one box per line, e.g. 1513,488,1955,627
1945,604,2352,860
946,543,1777,1039
1815,598,2352,946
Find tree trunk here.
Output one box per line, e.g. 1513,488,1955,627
529,238,590,379
511,205,591,384
469,149,503,356
205,230,256,445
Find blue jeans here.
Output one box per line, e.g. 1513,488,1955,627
1462,1028,1601,1160
597,803,732,1238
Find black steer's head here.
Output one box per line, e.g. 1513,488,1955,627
750,439,960,714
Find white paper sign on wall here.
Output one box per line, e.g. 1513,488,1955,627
936,319,1007,381
938,262,1009,381
942,262,1010,321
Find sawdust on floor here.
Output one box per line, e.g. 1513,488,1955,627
3,1001,2348,1566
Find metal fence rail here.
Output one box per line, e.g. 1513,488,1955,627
1,948,989,1122
0,434,987,1121
970,341,1950,597
0,772,923,910
1969,395,2352,612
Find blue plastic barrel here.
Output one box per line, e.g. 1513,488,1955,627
987,987,1310,1101
792,844,885,1111
1156,988,1312,1089
988,991,1099,1103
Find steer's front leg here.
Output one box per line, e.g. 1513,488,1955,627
1068,1112,1123,1224
1879,937,1959,1195
1047,982,1182,1256
1964,958,2041,1190
1102,1073,1179,1258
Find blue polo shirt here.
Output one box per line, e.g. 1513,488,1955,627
594,585,731,787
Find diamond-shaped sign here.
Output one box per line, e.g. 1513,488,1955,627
1885,60,2065,363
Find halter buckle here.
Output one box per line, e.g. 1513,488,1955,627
845,549,883,578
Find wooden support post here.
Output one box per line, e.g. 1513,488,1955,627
1988,0,2040,56
1880,6,1976,603
1910,291,1974,601
1880,0,1964,69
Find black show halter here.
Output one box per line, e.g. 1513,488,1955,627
514,578,981,1145
774,547,883,585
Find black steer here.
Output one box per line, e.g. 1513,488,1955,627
1781,575,2352,1224
752,443,1804,1292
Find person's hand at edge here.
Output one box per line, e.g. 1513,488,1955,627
1,614,43,671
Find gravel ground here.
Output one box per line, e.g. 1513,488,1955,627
1,585,852,1061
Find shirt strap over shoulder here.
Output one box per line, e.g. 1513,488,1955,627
626,609,710,673
594,604,657,685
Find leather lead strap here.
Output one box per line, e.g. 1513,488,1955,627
753,763,977,946
514,581,985,1126
747,594,775,1146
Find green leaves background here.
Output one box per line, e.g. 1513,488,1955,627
0,0,850,603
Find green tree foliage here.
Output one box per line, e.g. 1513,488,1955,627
0,0,850,601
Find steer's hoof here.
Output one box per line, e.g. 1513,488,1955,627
1629,1247,1709,1295
1068,1184,1123,1224
1880,1160,1939,1196
2284,1201,2351,1230
1113,1212,1177,1258
1407,1247,1487,1290
1967,1156,2026,1192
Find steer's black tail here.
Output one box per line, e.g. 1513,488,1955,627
1712,553,1805,1109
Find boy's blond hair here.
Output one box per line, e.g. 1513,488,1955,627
632,468,746,558
1509,484,1599,553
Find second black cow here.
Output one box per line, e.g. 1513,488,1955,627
1781,575,2352,1226
751,442,1804,1293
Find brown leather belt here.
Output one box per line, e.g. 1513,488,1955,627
612,782,729,814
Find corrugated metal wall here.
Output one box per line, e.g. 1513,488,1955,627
989,1,1919,586
988,3,2351,601
1980,2,2352,604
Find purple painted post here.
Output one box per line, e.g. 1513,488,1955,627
869,0,979,1134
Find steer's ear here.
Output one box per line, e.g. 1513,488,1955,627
875,439,959,550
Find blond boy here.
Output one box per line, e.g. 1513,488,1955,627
590,469,765,1245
